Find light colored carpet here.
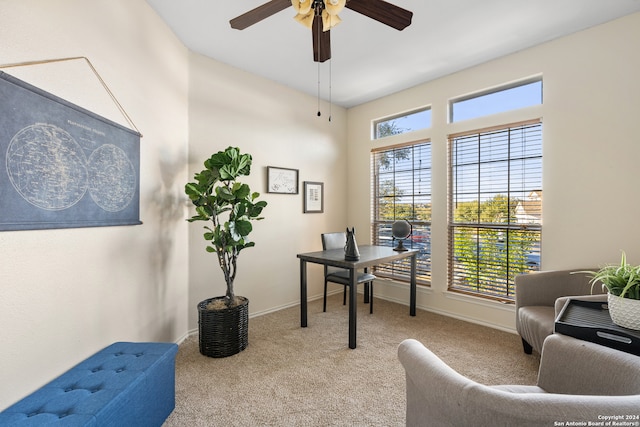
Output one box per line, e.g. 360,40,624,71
164,294,540,426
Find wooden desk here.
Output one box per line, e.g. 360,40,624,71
297,245,418,349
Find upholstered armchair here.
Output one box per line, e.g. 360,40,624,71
398,335,640,427
515,268,606,354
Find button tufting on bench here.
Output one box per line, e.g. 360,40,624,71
0,342,178,427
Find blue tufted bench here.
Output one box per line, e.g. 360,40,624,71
0,342,178,426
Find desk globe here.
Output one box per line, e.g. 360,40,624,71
392,220,412,251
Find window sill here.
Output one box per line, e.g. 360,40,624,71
443,290,515,312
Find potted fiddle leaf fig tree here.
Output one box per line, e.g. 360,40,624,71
185,146,267,357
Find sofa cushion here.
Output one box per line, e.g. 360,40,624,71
517,306,555,353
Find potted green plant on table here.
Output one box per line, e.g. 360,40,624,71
185,146,267,357
582,251,640,331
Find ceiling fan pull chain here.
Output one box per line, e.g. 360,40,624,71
316,12,322,118
328,58,332,122
317,59,321,117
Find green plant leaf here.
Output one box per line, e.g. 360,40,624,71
249,202,266,217
234,219,252,237
185,183,201,199
234,183,251,200
194,205,211,219
216,186,234,201
582,251,640,299
233,203,247,218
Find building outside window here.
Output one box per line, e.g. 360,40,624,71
448,121,542,300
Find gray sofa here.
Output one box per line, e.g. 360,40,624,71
398,334,640,427
515,268,606,354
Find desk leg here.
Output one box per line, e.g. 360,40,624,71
349,268,357,349
300,259,307,328
410,254,417,316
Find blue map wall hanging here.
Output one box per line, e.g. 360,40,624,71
0,71,141,231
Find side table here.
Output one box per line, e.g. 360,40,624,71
555,299,640,356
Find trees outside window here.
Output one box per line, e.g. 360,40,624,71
372,141,432,284
448,121,542,300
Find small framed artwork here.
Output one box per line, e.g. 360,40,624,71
303,181,324,213
267,166,299,194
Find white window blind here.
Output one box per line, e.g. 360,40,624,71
448,121,542,300
372,141,432,284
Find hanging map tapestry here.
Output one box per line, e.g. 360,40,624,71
0,71,141,231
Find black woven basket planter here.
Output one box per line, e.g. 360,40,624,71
198,296,249,358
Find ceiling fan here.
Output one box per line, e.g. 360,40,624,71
230,0,413,62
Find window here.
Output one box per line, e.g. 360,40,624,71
372,141,431,284
450,79,542,122
448,121,542,301
374,108,431,139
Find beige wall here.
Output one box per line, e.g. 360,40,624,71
0,0,190,409
187,52,348,331
1,0,639,412
347,12,640,331
0,0,348,410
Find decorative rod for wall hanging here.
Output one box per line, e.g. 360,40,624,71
0,56,142,136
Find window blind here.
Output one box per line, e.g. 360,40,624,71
371,141,432,284
448,120,542,300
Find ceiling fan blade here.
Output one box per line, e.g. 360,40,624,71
312,15,331,62
346,0,413,31
230,0,291,30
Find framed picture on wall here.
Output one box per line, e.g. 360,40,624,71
303,181,324,213
0,71,142,231
267,166,298,194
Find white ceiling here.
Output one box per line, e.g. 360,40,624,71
145,0,640,108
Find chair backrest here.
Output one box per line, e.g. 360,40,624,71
398,337,640,427
322,232,346,251
538,334,640,395
321,232,346,275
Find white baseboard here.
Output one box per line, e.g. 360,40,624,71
182,287,517,343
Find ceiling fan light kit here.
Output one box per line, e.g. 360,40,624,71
230,0,412,118
322,13,341,31
230,0,413,62
292,0,313,14
293,11,314,28
292,1,345,30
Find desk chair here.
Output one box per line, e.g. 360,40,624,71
322,232,376,314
